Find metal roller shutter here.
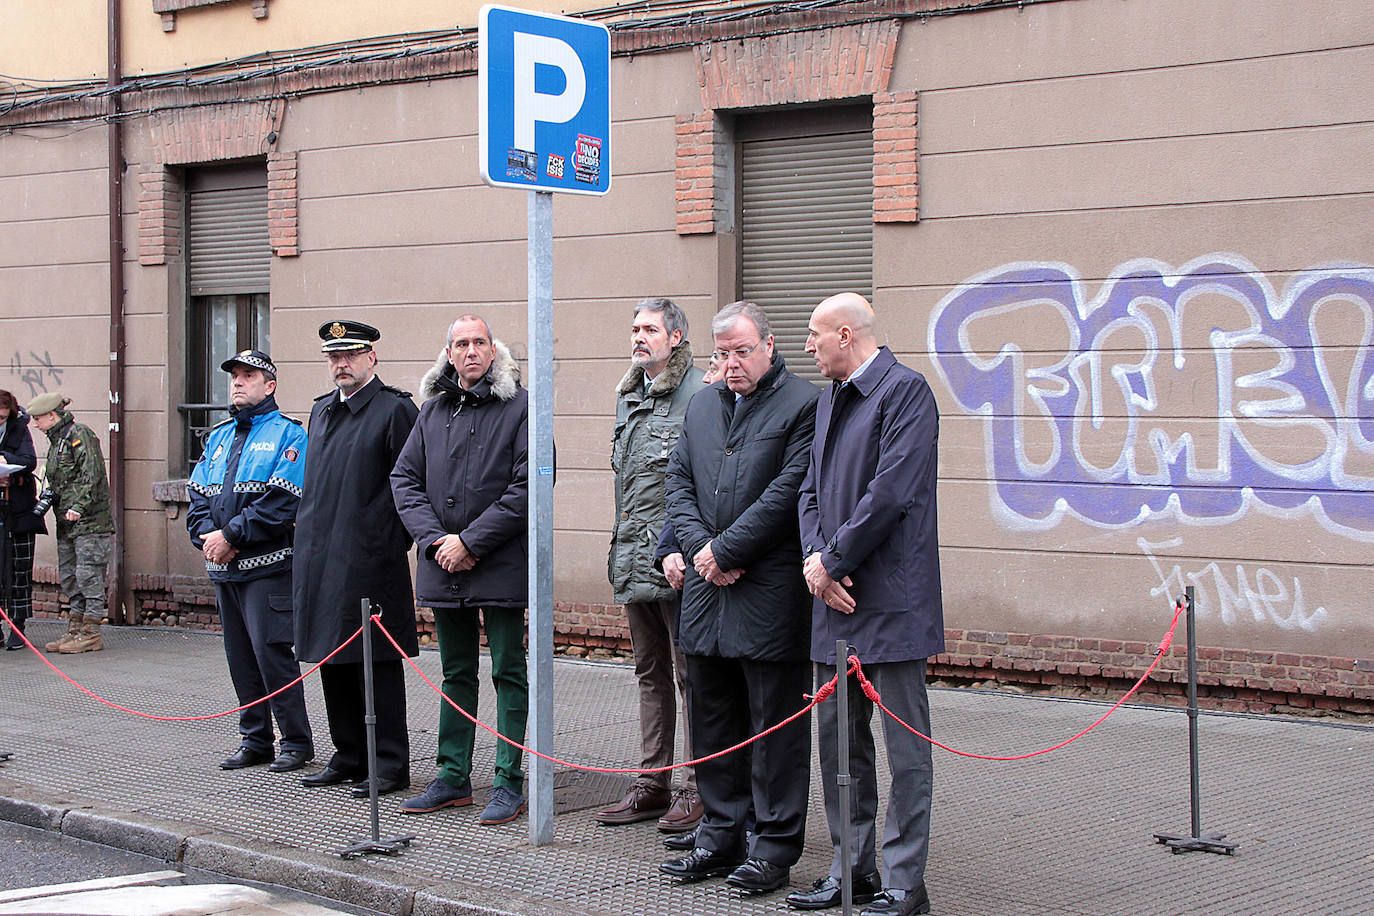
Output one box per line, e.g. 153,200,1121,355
187,170,270,296
740,121,873,382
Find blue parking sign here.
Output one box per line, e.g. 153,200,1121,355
479,5,611,195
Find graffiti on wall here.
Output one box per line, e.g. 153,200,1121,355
928,254,1374,630
8,350,64,398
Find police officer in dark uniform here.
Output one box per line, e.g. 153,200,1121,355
294,320,421,797
187,350,314,772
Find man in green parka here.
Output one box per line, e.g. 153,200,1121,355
599,298,706,832
28,392,114,654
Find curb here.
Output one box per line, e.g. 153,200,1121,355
0,795,589,916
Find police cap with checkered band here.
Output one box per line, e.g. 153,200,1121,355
219,349,278,379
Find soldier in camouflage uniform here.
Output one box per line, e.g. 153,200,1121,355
27,392,114,654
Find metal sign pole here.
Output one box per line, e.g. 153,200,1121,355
527,188,556,846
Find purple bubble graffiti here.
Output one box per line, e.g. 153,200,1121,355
927,255,1374,540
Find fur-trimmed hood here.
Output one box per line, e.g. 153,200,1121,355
419,339,521,401
616,340,697,397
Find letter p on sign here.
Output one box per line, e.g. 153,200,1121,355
480,5,611,195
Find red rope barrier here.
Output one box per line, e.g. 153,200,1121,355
3,596,1185,764
372,615,833,774
851,598,1188,761
0,605,360,722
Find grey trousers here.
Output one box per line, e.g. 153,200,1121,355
56,533,112,622
816,658,932,894
625,598,695,791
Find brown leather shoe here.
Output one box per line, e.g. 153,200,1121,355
596,783,671,825
657,787,703,833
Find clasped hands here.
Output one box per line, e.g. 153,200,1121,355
201,529,238,564
693,541,744,586
433,533,477,573
804,551,856,614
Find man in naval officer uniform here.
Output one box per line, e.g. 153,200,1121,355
187,349,314,772
294,320,421,797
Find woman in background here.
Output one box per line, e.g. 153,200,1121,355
0,389,46,650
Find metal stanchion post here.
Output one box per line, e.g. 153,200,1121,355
1152,587,1237,855
836,639,854,916
340,599,415,858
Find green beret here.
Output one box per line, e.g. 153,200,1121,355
27,392,67,416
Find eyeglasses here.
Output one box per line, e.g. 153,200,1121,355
711,339,764,363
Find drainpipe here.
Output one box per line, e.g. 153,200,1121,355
107,0,129,624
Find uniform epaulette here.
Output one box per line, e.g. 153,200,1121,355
382,384,415,399
210,416,236,430
282,414,304,425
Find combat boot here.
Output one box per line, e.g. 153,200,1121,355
59,619,103,654
45,615,83,653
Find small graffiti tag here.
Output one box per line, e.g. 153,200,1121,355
8,350,65,398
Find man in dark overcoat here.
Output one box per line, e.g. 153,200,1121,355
792,293,944,916
660,301,818,895
390,314,530,827
294,320,420,797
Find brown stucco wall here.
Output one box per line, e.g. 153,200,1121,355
3,0,1371,713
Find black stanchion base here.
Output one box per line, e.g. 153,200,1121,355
1152,831,1238,855
338,835,416,859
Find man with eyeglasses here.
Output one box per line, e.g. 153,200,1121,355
293,319,421,796
791,293,943,916
660,301,819,895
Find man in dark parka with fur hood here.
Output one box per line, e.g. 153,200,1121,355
390,314,530,826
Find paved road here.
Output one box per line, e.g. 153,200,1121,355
0,821,381,915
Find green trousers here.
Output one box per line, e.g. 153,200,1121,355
433,606,528,792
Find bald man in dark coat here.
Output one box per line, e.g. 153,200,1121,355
794,293,943,916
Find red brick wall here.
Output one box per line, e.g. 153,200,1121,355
674,112,721,235
675,19,918,234
267,151,299,257
872,91,919,222
137,166,181,266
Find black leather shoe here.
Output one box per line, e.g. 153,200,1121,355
350,775,410,798
301,766,362,788
663,825,700,851
787,871,883,910
219,747,273,770
659,847,743,882
267,750,313,773
725,857,790,893
860,884,930,916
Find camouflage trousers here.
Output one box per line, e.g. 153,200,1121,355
56,533,112,622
